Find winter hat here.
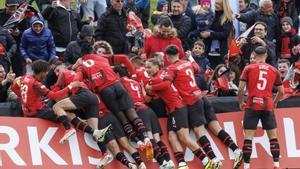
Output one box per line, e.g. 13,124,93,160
80,25,94,37
157,15,174,27
156,0,168,11
6,0,19,7
200,0,211,5
281,16,293,26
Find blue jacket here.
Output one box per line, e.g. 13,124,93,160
20,16,56,61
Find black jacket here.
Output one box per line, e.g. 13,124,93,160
95,7,129,54
170,14,192,50
0,27,17,58
42,6,82,48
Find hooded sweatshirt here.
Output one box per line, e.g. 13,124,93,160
20,15,56,61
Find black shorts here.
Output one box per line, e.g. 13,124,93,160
147,98,167,117
99,112,126,144
137,108,162,135
34,106,57,122
202,96,218,123
187,99,207,128
167,107,189,132
243,109,277,130
70,88,99,119
99,82,134,114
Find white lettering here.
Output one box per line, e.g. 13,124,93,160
284,118,300,157
28,127,67,165
68,133,82,165
224,122,238,160
84,133,100,165
0,126,26,166
251,121,272,158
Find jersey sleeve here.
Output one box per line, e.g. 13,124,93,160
34,81,69,100
152,80,171,90
114,55,136,76
240,66,249,82
54,72,66,90
11,81,21,98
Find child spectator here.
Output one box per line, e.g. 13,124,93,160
151,0,169,25
192,40,210,73
188,0,214,44
278,16,299,64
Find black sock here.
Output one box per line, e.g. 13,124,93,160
132,118,147,140
198,136,216,160
57,115,71,130
270,138,280,162
217,129,238,152
151,139,164,165
174,152,185,164
157,140,171,161
116,152,130,167
123,123,139,142
97,142,107,154
71,117,94,134
131,152,143,165
243,139,252,163
193,148,207,161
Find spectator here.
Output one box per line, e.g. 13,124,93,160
179,0,195,30
278,16,299,64
0,0,29,77
0,26,17,73
80,0,107,23
33,0,51,11
237,22,277,67
239,0,255,34
125,0,151,28
95,0,129,54
151,0,168,25
64,25,94,65
143,16,184,67
236,0,280,41
200,0,233,68
274,0,298,22
42,0,83,48
192,40,210,73
20,16,56,65
169,0,192,50
0,64,16,102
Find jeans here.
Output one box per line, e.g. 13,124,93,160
81,0,107,20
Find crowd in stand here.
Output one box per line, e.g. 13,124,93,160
0,0,300,169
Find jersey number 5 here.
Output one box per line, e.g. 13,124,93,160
257,70,267,90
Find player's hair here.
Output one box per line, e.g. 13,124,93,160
254,46,267,56
130,56,145,66
80,41,93,56
146,58,161,68
278,59,291,67
194,40,205,49
31,60,50,75
114,66,129,77
165,45,179,58
93,40,113,55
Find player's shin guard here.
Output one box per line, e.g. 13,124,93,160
157,140,171,161
217,129,238,152
71,117,94,134
199,136,216,160
132,118,148,140
270,138,280,163
123,123,139,142
131,152,143,165
150,139,164,165
243,139,252,164
116,152,130,167
174,152,185,164
57,115,71,130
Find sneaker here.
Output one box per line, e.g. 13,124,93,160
144,138,153,160
233,150,243,169
204,160,213,169
93,124,112,142
166,160,175,169
178,162,189,169
129,163,138,169
138,162,147,169
212,159,222,169
59,128,76,144
96,152,114,169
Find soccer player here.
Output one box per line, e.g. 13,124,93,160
76,42,152,153
145,58,212,169
238,46,284,169
11,60,85,143
165,45,243,169
115,66,174,168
